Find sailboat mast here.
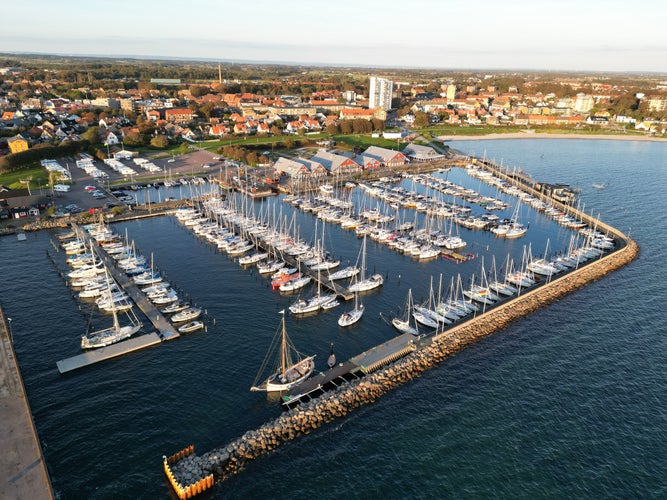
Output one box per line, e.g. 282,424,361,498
280,313,287,376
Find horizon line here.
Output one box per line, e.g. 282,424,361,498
3,50,667,77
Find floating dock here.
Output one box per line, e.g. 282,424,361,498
217,216,355,301
56,332,162,374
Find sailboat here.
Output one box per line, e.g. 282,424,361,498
338,281,364,327
250,311,316,393
81,271,142,349
288,268,337,316
348,235,383,292
392,289,419,336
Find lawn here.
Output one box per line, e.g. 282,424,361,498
0,166,52,189
333,134,407,151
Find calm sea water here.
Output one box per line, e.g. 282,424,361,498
1,139,665,498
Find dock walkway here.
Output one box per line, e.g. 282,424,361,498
283,333,418,408
56,333,162,374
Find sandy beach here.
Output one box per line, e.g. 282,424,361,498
438,132,667,142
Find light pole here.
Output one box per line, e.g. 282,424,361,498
6,317,13,343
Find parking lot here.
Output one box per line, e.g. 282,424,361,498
50,147,225,213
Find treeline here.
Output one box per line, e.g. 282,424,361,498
217,144,272,167
0,141,81,173
327,118,386,135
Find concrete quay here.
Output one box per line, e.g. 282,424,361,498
0,307,53,500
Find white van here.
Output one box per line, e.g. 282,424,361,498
53,184,71,192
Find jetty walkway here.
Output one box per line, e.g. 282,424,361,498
0,306,53,499
162,160,640,498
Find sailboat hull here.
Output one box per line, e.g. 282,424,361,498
81,324,141,350
338,305,364,327
264,357,315,392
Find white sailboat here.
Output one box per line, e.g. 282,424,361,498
338,278,364,327
251,311,316,393
348,235,383,293
392,289,419,336
289,267,337,316
81,272,142,349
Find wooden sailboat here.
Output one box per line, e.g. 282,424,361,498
251,311,315,393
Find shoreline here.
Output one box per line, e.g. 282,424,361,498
438,131,667,142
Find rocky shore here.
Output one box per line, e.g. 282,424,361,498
166,236,639,490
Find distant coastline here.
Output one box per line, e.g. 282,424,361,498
439,132,667,142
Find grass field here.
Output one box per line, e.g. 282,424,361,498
0,166,52,189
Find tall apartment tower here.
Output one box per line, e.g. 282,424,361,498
369,76,393,111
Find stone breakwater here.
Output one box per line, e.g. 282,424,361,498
166,237,639,492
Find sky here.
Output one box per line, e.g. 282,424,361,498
3,0,667,73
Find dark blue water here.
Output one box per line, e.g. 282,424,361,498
1,138,665,498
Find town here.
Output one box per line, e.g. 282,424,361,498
1,56,667,222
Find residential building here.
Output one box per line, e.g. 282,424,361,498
574,93,594,113
164,108,194,123
648,96,667,112
340,108,375,121
369,76,393,111
7,134,29,154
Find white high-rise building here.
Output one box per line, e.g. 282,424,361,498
369,76,393,111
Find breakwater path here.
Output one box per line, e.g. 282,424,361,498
0,306,53,499
165,225,639,494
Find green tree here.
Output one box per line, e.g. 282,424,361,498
123,131,144,146
371,118,385,131
325,123,339,135
150,135,169,149
81,126,101,144
189,85,209,98
246,151,259,166
340,120,353,134
414,111,429,128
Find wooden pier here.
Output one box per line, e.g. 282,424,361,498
72,223,180,341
